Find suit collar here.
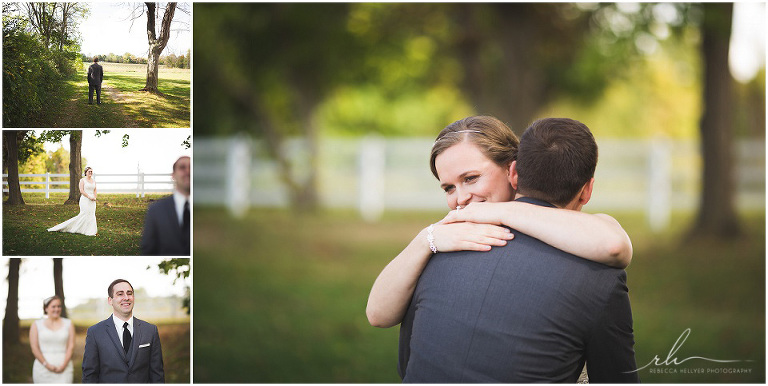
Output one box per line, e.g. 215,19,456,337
514,196,557,208
102,317,128,362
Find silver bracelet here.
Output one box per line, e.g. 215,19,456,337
427,224,437,253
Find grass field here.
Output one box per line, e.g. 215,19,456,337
2,321,190,383
38,62,189,128
3,193,171,256
192,207,765,383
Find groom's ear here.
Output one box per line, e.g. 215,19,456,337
508,161,518,190
577,178,595,206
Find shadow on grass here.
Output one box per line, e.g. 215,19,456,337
106,73,190,128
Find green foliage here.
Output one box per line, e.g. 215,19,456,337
3,16,62,127
544,36,702,139
192,208,764,382
194,3,367,137
45,145,70,174
192,3,733,139
156,258,190,314
2,3,84,127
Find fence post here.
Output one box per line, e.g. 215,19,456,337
647,137,672,231
359,135,386,222
136,166,141,198
45,173,50,199
227,134,251,218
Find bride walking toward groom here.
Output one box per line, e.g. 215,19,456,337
47,167,98,236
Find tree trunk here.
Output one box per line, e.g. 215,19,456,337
453,4,577,132
58,3,73,52
3,131,26,205
690,3,740,238
65,131,82,204
3,259,21,347
141,2,176,93
53,258,68,318
290,82,320,212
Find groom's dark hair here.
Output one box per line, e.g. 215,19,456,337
515,118,598,207
108,279,134,298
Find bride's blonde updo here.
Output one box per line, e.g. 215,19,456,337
429,115,520,180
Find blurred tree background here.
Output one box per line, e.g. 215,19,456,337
2,2,88,127
193,3,765,383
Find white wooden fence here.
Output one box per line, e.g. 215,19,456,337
2,172,174,197
196,135,765,230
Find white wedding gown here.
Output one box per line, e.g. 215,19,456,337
47,178,97,236
32,318,74,383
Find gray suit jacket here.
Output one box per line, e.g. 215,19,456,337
88,63,103,85
399,197,639,383
141,195,190,256
82,316,165,383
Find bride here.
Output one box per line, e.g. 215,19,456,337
30,296,75,383
47,167,98,236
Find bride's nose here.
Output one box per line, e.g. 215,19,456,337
457,188,472,207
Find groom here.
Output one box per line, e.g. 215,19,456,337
88,56,104,105
399,118,639,382
82,279,165,383
141,156,191,255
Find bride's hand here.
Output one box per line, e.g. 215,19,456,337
441,202,505,225
430,222,513,253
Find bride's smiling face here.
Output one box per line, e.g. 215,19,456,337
86,169,93,177
434,140,516,209
45,298,62,319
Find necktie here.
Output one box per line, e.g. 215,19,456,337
123,322,131,354
182,200,190,231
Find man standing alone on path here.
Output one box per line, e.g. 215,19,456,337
88,57,104,105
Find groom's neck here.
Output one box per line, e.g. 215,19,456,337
114,312,133,322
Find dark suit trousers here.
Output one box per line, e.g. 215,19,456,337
89,83,101,104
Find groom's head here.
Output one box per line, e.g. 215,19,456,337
108,279,135,319
512,118,598,210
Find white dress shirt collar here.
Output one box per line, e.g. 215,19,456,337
112,314,134,345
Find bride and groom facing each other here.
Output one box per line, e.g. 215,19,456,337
31,280,164,384
46,156,191,256
367,117,639,382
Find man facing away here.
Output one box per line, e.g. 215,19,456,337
82,279,165,383
141,156,191,255
87,57,103,105
399,118,639,382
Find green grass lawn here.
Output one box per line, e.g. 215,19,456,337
192,207,765,383
3,193,171,256
34,62,190,128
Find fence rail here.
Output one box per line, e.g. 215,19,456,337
198,135,765,230
2,172,173,198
